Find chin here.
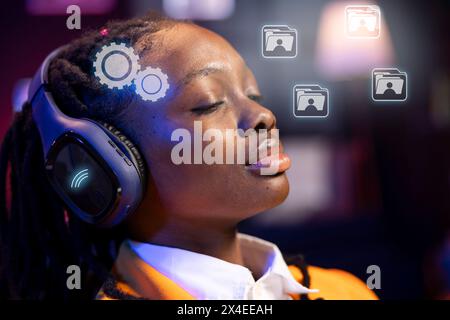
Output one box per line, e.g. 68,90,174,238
265,172,290,205
242,173,290,218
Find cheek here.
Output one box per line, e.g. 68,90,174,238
153,162,290,219
142,130,289,219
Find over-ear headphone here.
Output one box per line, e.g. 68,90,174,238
28,47,146,227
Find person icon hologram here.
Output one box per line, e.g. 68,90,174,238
272,39,287,55
382,82,398,98
355,19,370,36
305,98,317,112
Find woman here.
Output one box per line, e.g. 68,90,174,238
0,12,377,300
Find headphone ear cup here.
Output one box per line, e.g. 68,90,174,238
100,122,146,183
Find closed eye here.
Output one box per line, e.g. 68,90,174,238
191,95,263,116
191,100,225,115
248,94,263,103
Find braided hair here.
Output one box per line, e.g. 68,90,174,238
0,12,181,300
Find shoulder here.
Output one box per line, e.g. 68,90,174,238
96,275,145,300
288,264,379,300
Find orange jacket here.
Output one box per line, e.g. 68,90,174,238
97,242,378,300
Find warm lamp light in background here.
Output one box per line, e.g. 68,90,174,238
315,1,395,81
163,0,235,20
26,0,116,15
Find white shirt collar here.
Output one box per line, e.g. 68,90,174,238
127,233,318,300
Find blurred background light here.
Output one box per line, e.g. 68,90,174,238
11,79,30,113
430,72,450,128
26,0,116,15
315,1,394,81
163,0,235,20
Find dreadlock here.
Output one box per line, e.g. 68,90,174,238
0,12,181,300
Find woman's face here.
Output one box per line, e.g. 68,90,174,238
124,23,290,224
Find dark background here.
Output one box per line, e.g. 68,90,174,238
1,0,449,299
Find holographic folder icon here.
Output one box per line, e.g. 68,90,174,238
372,68,407,101
293,84,329,118
346,5,380,38
262,25,297,58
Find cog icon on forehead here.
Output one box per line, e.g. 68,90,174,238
134,67,170,102
93,42,140,89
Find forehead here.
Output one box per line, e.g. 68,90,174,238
136,23,245,84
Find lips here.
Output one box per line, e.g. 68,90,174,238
244,138,291,176
245,152,291,175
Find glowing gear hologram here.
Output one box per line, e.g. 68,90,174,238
92,41,170,102
134,67,170,102
93,42,140,89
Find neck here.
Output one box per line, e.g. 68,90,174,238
128,211,245,266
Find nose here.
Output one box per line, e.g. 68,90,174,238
238,100,276,132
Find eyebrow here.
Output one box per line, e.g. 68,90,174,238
179,66,224,87
172,63,252,99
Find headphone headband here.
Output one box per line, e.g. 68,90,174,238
28,47,64,103
29,47,76,156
